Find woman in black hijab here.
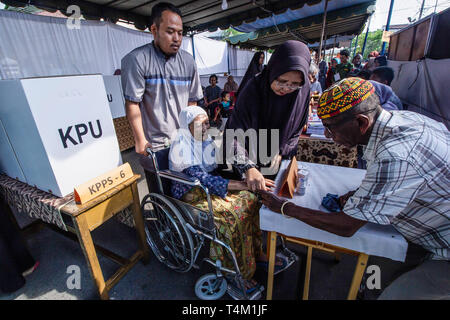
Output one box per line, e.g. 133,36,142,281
223,40,311,192
236,51,265,96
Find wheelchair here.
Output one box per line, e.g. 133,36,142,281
139,147,297,300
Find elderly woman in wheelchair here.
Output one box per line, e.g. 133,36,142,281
140,106,289,300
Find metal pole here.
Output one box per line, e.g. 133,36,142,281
381,0,395,55
317,0,329,64
331,35,337,57
361,14,373,57
353,34,360,56
419,0,426,19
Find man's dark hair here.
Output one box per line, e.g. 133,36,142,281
150,2,182,27
340,49,350,57
209,74,218,81
357,70,372,80
372,66,395,85
375,55,387,66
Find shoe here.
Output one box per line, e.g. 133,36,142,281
256,255,288,275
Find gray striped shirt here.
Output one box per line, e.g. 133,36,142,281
344,109,450,260
121,41,203,150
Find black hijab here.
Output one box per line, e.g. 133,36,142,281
236,51,265,96
225,40,311,163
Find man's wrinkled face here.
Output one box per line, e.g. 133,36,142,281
151,10,183,56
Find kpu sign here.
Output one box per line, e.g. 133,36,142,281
0,75,122,196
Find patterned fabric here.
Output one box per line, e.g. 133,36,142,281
297,136,358,168
171,165,229,200
0,174,135,230
182,187,262,280
318,77,375,119
343,110,450,260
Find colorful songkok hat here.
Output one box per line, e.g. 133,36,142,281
317,77,375,119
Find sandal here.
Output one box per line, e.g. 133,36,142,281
256,255,288,274
229,278,259,295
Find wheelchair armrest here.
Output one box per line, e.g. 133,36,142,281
159,170,201,187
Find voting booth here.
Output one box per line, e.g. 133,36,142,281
0,74,122,197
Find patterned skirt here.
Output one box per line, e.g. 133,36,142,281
182,187,262,280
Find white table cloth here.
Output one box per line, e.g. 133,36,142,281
260,161,408,262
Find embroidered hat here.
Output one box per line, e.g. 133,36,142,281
317,77,375,119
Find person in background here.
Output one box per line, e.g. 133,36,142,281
204,74,222,119
325,57,340,88
121,2,203,155
220,90,233,118
364,51,380,72
308,62,322,94
374,55,388,68
370,66,395,86
357,69,372,80
237,51,265,96
318,55,328,91
336,49,353,80
260,77,449,300
349,54,363,76
224,75,239,93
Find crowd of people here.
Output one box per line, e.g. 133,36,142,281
4,1,447,300
318,49,395,93
118,2,448,300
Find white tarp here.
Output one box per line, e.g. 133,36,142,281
193,34,228,76
0,10,193,79
389,59,450,130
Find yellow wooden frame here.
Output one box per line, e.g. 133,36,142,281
266,231,369,300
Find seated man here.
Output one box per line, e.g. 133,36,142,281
260,78,449,299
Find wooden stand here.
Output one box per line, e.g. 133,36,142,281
60,174,149,300
266,231,368,300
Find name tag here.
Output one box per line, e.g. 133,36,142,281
334,73,341,82
74,163,134,204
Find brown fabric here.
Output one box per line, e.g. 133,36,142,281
113,116,135,151
296,136,358,168
0,174,134,230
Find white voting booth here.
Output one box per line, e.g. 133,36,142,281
0,74,122,197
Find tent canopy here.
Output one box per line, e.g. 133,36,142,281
227,1,375,49
1,0,357,32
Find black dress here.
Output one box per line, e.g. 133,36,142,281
0,194,35,293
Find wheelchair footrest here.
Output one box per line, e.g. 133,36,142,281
226,278,265,300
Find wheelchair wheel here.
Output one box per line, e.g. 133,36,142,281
141,193,194,272
194,273,227,300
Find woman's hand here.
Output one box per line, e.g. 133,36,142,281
227,180,248,191
245,168,266,191
258,190,285,213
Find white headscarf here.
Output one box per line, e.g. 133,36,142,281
169,106,217,173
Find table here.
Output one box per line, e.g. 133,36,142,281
297,135,358,168
261,161,408,300
0,173,150,300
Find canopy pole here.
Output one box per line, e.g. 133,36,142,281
381,0,395,55
361,14,373,57
331,35,337,58
316,0,329,64
353,34,360,56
